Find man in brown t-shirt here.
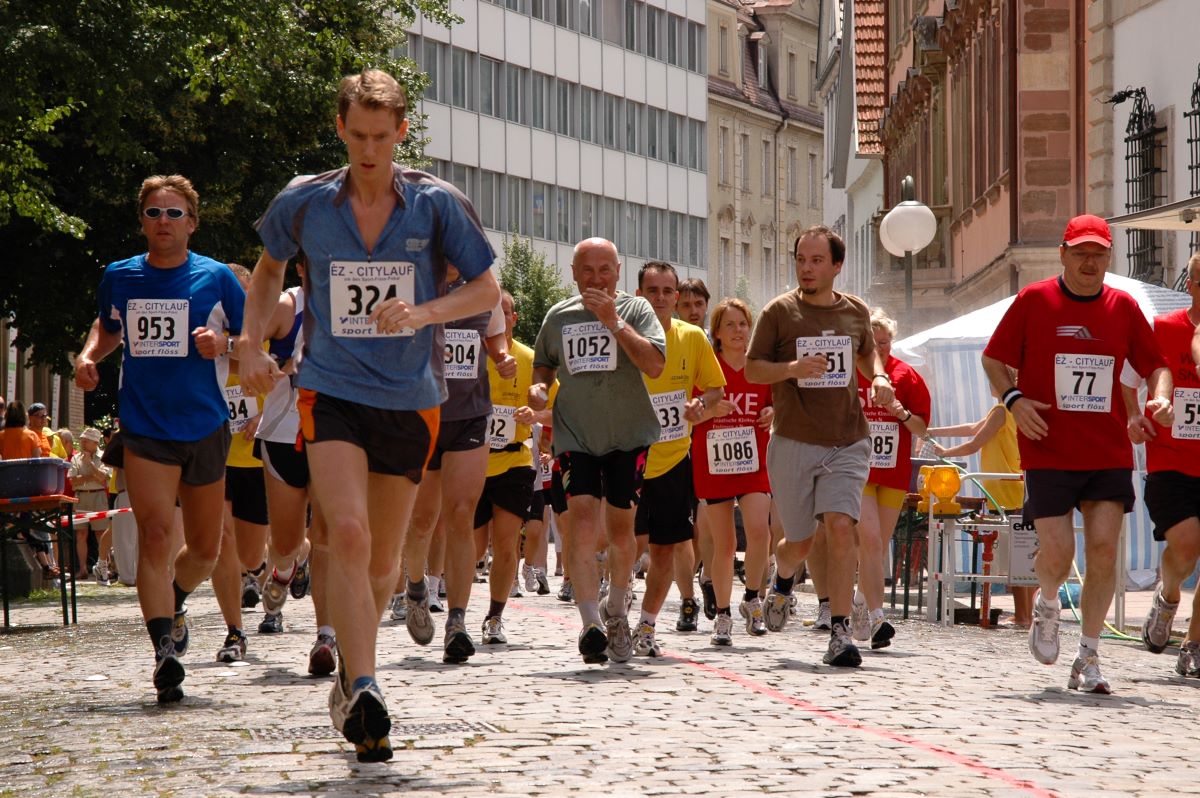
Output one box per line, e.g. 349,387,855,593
746,225,893,668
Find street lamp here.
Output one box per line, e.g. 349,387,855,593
879,175,937,315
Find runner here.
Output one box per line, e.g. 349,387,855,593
746,225,892,668
689,298,774,646
529,237,665,664
1123,252,1200,677
675,277,713,622
982,214,1170,693
399,269,512,662
237,70,500,761
631,262,724,655
75,174,245,703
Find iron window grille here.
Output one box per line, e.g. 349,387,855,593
1117,87,1167,284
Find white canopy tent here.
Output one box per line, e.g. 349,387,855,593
891,272,1190,584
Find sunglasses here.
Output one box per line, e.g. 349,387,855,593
143,207,188,220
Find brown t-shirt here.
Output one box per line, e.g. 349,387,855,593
747,290,873,447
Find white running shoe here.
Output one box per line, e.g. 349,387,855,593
389,593,406,622
850,591,871,641
601,605,633,662
406,594,435,646
763,589,791,632
739,597,768,636
711,613,734,646
813,601,831,631
1141,585,1178,654
1028,590,1061,665
633,622,662,657
1068,652,1112,694
522,563,537,593
481,615,508,645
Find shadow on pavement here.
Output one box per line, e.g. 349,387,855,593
999,687,1189,709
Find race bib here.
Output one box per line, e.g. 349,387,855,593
444,329,481,380
868,420,899,469
795,335,853,388
562,321,617,374
1172,387,1200,440
1053,353,1114,412
539,457,552,483
127,299,189,357
329,261,415,338
488,405,517,449
651,390,689,443
706,426,759,475
225,384,260,434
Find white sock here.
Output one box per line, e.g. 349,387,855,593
318,625,335,639
274,561,296,582
1079,635,1099,656
578,600,602,626
869,608,884,623
640,610,657,627
1038,590,1061,610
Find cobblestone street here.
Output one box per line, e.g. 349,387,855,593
2,576,1198,797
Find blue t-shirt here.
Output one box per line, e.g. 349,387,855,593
98,252,245,441
255,165,495,411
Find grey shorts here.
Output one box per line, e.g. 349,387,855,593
766,436,870,543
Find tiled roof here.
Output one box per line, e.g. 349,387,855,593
853,0,886,155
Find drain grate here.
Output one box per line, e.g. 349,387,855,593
249,719,499,742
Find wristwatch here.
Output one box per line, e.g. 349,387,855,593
611,319,628,334
225,335,236,354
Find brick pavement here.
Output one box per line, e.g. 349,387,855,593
2,576,1199,798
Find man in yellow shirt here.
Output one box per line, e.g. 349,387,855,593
632,262,725,656
27,403,67,458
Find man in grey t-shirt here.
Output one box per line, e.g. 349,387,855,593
529,237,666,664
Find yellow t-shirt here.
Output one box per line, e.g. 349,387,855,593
485,341,536,477
980,406,1023,512
225,372,264,469
642,318,726,479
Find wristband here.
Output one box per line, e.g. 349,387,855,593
872,373,891,383
900,410,913,423
1002,388,1023,411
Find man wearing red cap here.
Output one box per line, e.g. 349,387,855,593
982,213,1173,693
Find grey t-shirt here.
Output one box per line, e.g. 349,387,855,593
533,292,666,456
431,282,506,422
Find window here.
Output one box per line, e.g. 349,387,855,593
718,24,729,75
719,125,730,185
480,171,503,230
809,56,817,105
580,87,598,144
605,94,623,150
624,202,641,256
669,212,683,263
761,140,772,196
580,193,599,240
602,0,623,45
449,163,474,198
480,58,501,117
757,42,768,89
508,177,528,235
667,15,683,67
624,99,640,153
580,0,598,37
787,146,798,203
762,245,773,290
556,188,574,243
787,51,797,99
719,237,731,292
646,6,664,60
556,79,575,136
688,21,704,72
533,182,549,238
531,73,552,131
424,40,447,103
602,197,621,243
687,119,705,170
739,133,750,191
647,208,661,259
690,218,704,268
646,108,661,160
624,0,640,52
506,65,527,124
556,0,575,31
451,49,474,110
808,152,818,207
531,0,549,22
667,113,684,166
505,0,525,11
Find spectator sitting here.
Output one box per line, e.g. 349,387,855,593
69,427,113,581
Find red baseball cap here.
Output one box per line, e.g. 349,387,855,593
1062,214,1112,248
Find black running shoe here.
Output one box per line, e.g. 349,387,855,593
870,619,896,650
700,581,717,621
258,612,284,634
153,644,186,704
676,597,699,632
578,623,608,664
443,619,476,664
171,607,190,657
241,573,261,609
289,557,311,600
342,681,393,763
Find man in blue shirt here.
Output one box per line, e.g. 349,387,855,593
237,70,499,763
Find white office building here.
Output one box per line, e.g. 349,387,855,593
404,0,710,292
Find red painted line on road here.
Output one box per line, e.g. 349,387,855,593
512,599,1059,798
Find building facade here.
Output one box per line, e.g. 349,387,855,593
404,0,710,295
706,0,824,311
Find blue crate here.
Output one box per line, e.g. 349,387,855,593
0,458,70,499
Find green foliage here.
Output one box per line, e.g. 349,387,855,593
497,236,574,348
0,0,459,370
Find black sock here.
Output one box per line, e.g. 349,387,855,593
227,624,241,636
172,581,189,613
249,562,266,576
831,615,848,636
146,617,173,651
407,579,427,601
448,608,466,627
818,596,829,605
744,588,760,602
487,600,506,619
774,573,795,595
716,606,731,616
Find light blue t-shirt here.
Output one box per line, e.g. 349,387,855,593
256,165,495,411
98,252,244,441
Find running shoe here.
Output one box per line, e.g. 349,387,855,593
437,577,446,599
289,556,311,600
258,612,284,634
850,591,871,641
94,561,111,586
813,601,831,631
389,593,407,622
443,618,476,664
153,636,185,704
510,580,523,598
216,629,247,663
700,579,717,620
171,606,190,657
676,597,700,632
578,623,608,664
633,622,662,657
823,624,862,667
342,679,393,763
1141,585,1179,654
474,560,488,583
534,568,551,595
557,579,575,603
634,552,649,579
1067,653,1112,694
328,652,351,732
739,597,768,636
1176,641,1200,677
481,615,507,645
601,604,633,663
427,591,445,613
870,617,896,650
763,588,791,632
241,572,261,609
308,634,336,677
406,594,435,646
788,593,798,617
522,564,537,593
1029,589,1061,665
554,561,564,577
710,613,733,646
262,569,291,615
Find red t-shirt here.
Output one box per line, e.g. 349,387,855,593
856,355,931,491
983,276,1166,470
1140,309,1200,476
691,354,772,499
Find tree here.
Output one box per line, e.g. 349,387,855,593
497,236,574,348
0,0,459,370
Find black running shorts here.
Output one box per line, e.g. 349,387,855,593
1023,468,1135,521
297,389,438,482
225,465,269,525
122,423,231,486
558,447,647,511
474,466,536,528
